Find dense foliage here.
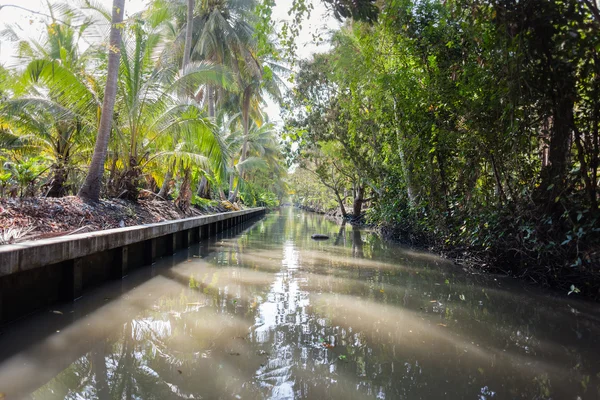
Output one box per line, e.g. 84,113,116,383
284,0,600,295
0,0,287,208
2,0,599,294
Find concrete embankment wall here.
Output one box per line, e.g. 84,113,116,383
0,208,266,325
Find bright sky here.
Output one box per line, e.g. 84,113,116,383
0,0,339,121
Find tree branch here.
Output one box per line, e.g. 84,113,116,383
583,0,600,27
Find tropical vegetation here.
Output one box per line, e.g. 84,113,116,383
0,0,286,208
1,0,599,294
283,0,600,294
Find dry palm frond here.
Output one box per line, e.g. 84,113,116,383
0,225,35,245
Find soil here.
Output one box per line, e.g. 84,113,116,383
0,196,234,244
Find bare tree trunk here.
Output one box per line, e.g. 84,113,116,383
335,191,347,218
352,184,364,217
435,149,450,214
539,98,574,210
489,153,506,205
394,100,416,205
78,0,124,202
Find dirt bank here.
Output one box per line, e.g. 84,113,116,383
0,197,236,244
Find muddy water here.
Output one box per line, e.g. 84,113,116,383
0,209,599,399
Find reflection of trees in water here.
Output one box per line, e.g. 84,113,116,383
351,225,364,258
27,212,600,399
91,341,109,399
334,221,346,246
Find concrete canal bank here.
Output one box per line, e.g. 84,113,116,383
0,208,266,325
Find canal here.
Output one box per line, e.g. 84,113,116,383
0,209,599,399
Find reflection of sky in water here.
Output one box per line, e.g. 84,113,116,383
0,210,599,399
255,240,303,399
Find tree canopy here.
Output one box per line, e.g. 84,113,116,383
0,0,598,293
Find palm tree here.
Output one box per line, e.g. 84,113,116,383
191,0,258,115
183,0,195,68
108,13,228,201
0,0,286,205
189,0,258,199
78,0,125,202
0,98,94,197
0,6,99,197
223,116,285,202
227,58,286,201
157,0,195,200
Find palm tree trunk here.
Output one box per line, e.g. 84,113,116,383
183,0,194,68
175,166,192,211
162,0,194,202
158,159,176,199
46,163,68,198
157,169,172,199
228,87,251,202
207,85,215,117
228,172,234,198
196,175,211,198
78,0,124,202
197,81,214,200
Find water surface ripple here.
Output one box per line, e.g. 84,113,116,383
1,209,599,399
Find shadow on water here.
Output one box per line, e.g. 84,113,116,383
0,208,599,399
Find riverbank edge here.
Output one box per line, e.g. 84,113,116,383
0,196,240,244
377,222,600,302
292,205,600,301
0,207,266,326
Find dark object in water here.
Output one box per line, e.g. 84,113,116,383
311,234,330,240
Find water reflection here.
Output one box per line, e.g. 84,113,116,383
351,225,364,258
0,209,599,399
